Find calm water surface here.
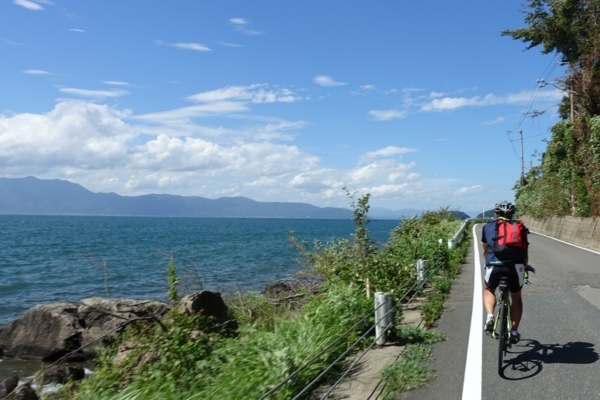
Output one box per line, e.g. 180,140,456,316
0,215,400,326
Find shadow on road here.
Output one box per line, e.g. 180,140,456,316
500,339,599,380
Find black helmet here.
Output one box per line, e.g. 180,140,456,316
494,201,515,215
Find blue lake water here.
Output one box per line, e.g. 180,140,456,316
0,215,400,327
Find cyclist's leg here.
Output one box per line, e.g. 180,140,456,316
509,263,525,331
483,266,498,315
510,290,523,330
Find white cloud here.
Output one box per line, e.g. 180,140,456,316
385,88,398,94
59,88,129,98
133,102,249,122
482,117,506,125
70,28,85,33
369,109,406,121
13,0,43,10
230,17,261,35
1,38,27,46
0,100,497,210
173,42,211,52
313,76,347,87
187,84,301,104
363,146,417,160
23,69,52,75
104,81,131,87
455,185,485,195
421,89,563,112
361,85,375,91
155,40,211,52
348,160,416,185
218,41,242,47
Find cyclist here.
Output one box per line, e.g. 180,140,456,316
481,201,529,343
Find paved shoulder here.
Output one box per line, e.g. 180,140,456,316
400,232,477,399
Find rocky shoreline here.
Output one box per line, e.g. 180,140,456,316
0,291,235,399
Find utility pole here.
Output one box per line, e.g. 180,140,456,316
538,73,576,216
570,88,576,216
507,130,525,187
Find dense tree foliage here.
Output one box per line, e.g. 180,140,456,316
505,0,600,217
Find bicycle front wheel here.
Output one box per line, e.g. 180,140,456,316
497,302,507,376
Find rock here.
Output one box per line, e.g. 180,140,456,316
3,383,38,400
0,298,170,361
0,376,19,398
0,302,83,362
42,365,85,385
77,298,170,360
177,291,238,332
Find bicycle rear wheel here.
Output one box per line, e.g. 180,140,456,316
497,302,507,376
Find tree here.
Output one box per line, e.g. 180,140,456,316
504,0,600,217
501,0,600,63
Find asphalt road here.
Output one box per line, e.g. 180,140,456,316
401,224,600,400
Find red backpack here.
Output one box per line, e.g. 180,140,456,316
493,219,528,262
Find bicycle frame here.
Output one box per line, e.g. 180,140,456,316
492,276,512,375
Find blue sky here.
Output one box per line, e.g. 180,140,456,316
0,1,565,215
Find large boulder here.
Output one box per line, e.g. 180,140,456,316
0,298,170,362
177,291,238,332
0,376,18,398
3,383,38,400
0,302,82,361
77,297,170,360
42,365,85,385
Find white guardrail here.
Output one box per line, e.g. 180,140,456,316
447,218,470,249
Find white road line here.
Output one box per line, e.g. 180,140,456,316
531,231,600,255
462,224,482,400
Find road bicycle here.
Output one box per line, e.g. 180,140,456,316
491,265,534,376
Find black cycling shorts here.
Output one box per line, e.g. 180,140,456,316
484,264,525,293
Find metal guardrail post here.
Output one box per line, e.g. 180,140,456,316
416,259,428,283
375,292,392,345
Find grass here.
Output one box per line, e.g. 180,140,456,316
45,204,471,400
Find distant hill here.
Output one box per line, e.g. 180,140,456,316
449,211,471,220
0,177,353,219
475,209,495,218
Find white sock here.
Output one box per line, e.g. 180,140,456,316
510,330,519,335
486,314,494,321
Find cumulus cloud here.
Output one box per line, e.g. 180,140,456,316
155,40,211,52
369,109,406,121
361,85,375,91
0,98,494,210
70,28,85,33
59,88,129,99
313,76,347,87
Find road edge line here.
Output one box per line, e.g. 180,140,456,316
461,224,482,400
530,231,600,255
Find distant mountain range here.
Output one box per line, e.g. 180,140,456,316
0,177,450,220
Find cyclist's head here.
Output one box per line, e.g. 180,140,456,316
494,201,515,218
